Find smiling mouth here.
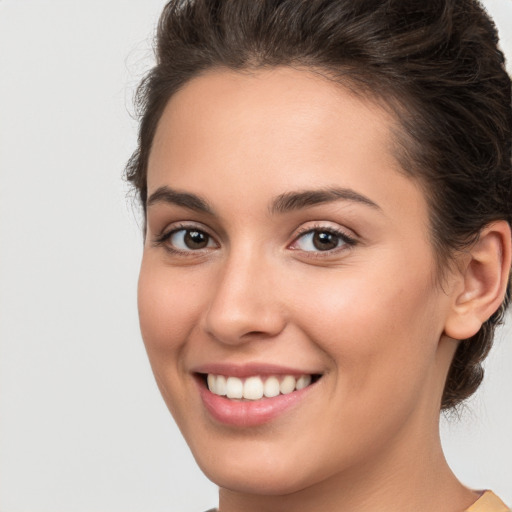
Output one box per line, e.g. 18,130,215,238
201,373,322,401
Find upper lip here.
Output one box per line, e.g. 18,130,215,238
191,362,321,378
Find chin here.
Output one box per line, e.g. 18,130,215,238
202,463,311,496
189,436,336,497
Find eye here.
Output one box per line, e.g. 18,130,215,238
169,228,216,250
290,228,356,253
156,227,217,252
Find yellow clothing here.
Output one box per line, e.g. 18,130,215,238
205,492,510,511
466,491,511,512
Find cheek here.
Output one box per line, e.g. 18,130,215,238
137,258,209,423
293,263,443,403
137,258,202,363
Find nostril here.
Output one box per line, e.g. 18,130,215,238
202,286,287,346
242,330,273,339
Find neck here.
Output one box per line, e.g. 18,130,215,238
218,420,477,512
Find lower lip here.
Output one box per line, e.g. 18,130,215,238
197,379,315,427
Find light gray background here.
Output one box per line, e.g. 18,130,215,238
0,1,511,511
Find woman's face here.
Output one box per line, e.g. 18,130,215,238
138,67,458,495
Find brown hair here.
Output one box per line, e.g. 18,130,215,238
126,0,512,409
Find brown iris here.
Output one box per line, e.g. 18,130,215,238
312,231,339,251
184,229,210,249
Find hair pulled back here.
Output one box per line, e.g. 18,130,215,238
126,0,512,409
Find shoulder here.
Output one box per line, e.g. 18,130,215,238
466,491,511,512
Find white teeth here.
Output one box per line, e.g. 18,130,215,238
280,375,296,394
207,374,215,393
216,375,227,396
263,376,280,398
296,375,312,390
226,376,243,399
207,373,314,399
243,377,264,400
207,374,227,395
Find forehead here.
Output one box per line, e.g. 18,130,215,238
150,68,394,167
147,66,426,227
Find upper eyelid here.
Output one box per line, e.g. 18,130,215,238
288,223,358,252
153,222,218,247
293,229,354,242
158,221,214,237
292,222,357,240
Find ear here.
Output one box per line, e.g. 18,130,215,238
444,221,512,340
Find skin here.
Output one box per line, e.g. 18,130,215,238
138,67,509,512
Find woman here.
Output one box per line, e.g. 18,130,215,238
126,1,512,510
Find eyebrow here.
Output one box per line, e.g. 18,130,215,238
147,186,214,214
270,187,380,214
146,185,380,216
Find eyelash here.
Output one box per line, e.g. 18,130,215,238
153,223,216,257
290,225,358,256
152,223,358,257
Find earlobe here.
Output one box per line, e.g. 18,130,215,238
444,221,512,341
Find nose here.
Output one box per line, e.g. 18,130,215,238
202,250,287,346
